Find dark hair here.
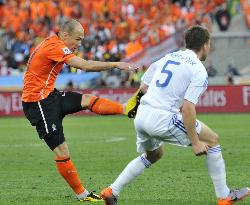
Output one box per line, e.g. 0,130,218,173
185,25,210,52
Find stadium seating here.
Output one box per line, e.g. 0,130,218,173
241,0,250,28
0,0,249,88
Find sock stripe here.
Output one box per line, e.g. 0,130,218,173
140,155,151,168
209,147,221,151
208,150,221,154
209,146,221,151
89,97,100,111
208,146,221,153
55,157,71,162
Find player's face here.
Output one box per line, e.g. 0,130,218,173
64,26,84,52
200,40,211,61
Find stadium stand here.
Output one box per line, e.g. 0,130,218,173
0,0,249,89
205,4,250,85
241,0,250,28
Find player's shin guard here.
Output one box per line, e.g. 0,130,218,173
110,154,151,196
89,96,123,115
55,157,87,198
206,146,230,199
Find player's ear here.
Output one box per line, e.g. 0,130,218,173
202,43,207,53
204,42,210,53
62,32,69,40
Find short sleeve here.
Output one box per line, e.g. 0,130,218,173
141,62,157,86
47,43,75,63
184,69,208,104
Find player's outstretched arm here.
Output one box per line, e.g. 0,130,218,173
66,56,138,72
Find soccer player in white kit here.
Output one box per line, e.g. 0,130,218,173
101,26,250,205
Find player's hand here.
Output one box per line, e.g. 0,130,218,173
116,62,139,71
192,141,209,157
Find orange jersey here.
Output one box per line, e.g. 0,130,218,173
22,35,75,102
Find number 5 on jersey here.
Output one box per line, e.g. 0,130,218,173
156,60,180,87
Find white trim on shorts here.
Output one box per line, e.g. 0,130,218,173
37,101,49,134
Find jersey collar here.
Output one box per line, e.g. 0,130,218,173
185,49,198,59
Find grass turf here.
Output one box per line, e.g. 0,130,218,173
0,114,249,205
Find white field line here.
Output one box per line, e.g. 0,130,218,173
0,137,127,148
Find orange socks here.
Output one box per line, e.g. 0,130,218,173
55,157,85,196
89,96,123,115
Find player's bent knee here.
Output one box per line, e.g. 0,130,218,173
54,148,70,158
53,142,70,158
146,147,164,164
55,152,70,159
155,150,164,160
81,94,94,108
200,123,220,147
210,132,219,147
204,132,219,147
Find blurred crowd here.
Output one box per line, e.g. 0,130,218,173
0,0,236,87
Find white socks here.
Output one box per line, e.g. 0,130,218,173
110,154,151,196
206,146,230,198
109,145,230,199
76,189,89,200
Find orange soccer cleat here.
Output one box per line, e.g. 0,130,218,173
101,187,118,205
217,187,250,205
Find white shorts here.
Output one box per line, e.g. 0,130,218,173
134,104,202,153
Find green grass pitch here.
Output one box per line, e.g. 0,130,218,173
0,114,249,205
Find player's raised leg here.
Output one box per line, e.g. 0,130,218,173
198,122,250,205
81,87,145,117
81,94,124,115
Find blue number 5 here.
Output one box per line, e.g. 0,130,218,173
156,60,180,87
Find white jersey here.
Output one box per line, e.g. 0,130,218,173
140,49,208,113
